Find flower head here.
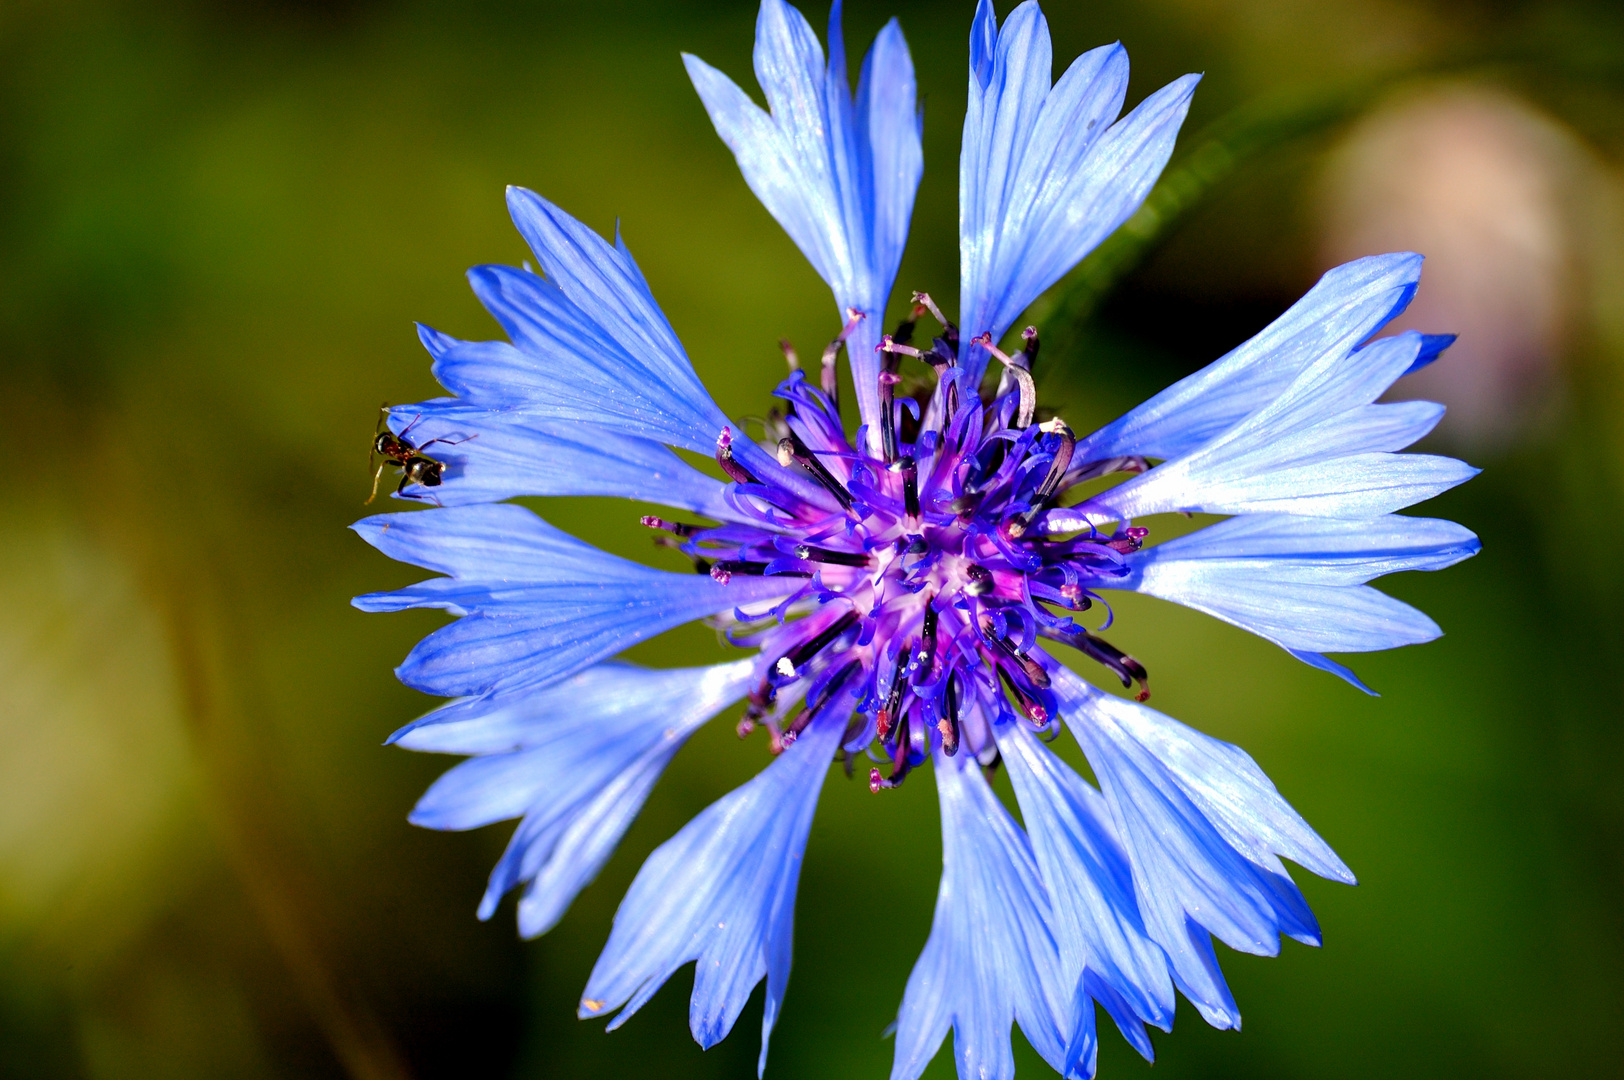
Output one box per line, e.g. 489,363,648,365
355,2,1479,1078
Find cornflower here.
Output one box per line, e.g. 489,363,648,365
354,2,1479,1077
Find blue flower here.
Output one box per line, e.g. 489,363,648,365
354,1,1480,1077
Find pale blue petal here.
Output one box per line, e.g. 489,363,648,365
857,15,924,307
1123,512,1481,584
581,711,844,1077
353,503,610,579
351,505,796,697
1075,253,1426,463
1073,331,1479,522
494,194,804,495
400,661,754,937
392,660,752,753
1404,332,1456,375
1111,512,1479,658
996,723,1175,1048
889,750,1074,1080
504,188,709,420
379,403,736,517
1055,668,1354,1030
1288,649,1380,696
959,0,1198,384
423,256,726,453
381,577,785,699
684,0,922,432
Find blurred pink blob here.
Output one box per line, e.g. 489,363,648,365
1321,86,1585,450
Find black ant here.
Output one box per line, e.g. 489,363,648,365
367,407,472,504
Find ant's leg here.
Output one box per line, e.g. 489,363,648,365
391,410,422,441
396,474,444,507
366,463,386,505
415,432,478,452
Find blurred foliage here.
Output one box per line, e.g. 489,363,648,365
2,1,1623,1078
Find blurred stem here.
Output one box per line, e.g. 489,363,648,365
103,413,415,1080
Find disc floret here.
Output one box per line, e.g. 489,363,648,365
646,299,1151,789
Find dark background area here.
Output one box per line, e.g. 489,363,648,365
2,1,1622,1077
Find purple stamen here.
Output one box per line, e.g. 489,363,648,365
660,308,1166,778
776,432,855,510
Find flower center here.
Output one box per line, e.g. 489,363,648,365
641,294,1151,790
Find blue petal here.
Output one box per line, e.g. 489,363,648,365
1111,512,1480,659
959,0,1198,384
379,403,737,517
1075,253,1427,463
1054,667,1354,1031
889,750,1075,1080
684,0,922,432
504,190,715,426
995,723,1174,1059
351,505,796,697
399,660,756,937
421,254,726,454
1287,649,1380,696
580,711,843,1077
1073,331,1479,522
1403,332,1456,375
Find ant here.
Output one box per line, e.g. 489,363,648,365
367,407,473,504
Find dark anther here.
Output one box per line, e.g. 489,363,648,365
793,543,870,567
980,617,1051,689
950,491,985,519
997,665,1049,722
898,455,921,520
715,427,759,485
821,308,864,410
870,709,916,792
775,431,856,511
782,660,861,749
891,309,918,347
712,559,768,576
1065,454,1150,487
963,563,995,597
1006,419,1076,538
741,675,775,732
963,439,1006,498
653,535,712,575
876,342,904,463
876,644,912,739
783,609,861,672
939,673,961,756
1064,630,1150,701
779,339,800,372
710,560,810,584
640,515,700,537
974,332,1037,429
912,598,939,683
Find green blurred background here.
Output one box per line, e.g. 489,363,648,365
3,0,1623,1076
